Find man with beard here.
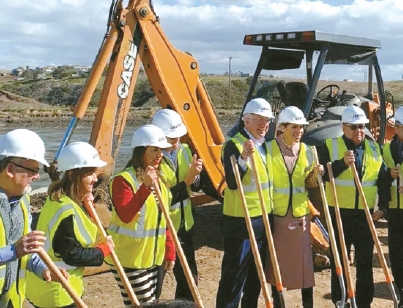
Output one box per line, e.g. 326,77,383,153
0,129,67,307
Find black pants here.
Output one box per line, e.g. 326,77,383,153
172,226,198,300
271,285,313,308
216,235,266,308
329,208,374,308
387,209,403,303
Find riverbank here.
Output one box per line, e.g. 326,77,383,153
0,105,241,130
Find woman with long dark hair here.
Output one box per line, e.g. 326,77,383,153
107,124,200,306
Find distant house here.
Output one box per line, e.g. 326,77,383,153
11,68,24,76
74,65,91,73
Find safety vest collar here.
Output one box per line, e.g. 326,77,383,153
43,203,95,252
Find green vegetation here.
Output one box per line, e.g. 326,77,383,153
1,74,402,108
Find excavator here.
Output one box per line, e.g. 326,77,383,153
47,0,227,202
46,0,395,268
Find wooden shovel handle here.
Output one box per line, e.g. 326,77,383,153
230,155,273,307
83,199,140,307
151,180,204,308
37,249,88,308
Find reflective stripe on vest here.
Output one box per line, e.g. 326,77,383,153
43,203,95,252
325,137,382,209
108,223,166,238
222,133,273,217
267,140,313,217
26,195,98,307
107,167,169,268
275,186,306,194
383,142,402,209
0,194,30,306
159,144,194,231
333,179,376,187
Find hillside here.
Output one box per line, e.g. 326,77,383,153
1,73,402,109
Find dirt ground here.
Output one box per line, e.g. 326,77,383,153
23,201,396,308
0,94,395,307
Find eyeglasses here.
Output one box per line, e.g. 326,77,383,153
345,124,366,131
249,117,271,125
10,162,40,175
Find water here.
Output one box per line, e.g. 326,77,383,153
0,124,232,190
0,127,136,190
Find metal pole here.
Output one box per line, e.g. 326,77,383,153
229,57,232,106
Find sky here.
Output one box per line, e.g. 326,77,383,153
1,0,403,81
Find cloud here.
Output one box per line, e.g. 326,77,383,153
1,0,402,81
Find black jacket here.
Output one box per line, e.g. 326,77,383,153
319,135,391,213
221,128,267,239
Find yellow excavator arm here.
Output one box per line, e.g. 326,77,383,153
49,0,226,198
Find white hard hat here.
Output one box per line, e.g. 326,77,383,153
131,124,172,149
243,98,274,118
341,106,369,124
0,129,49,166
151,109,187,138
277,106,309,125
394,106,403,125
57,142,107,172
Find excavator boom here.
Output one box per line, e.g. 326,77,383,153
51,0,226,198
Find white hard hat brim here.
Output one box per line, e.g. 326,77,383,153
165,124,188,139
8,154,50,167
344,118,369,124
251,111,275,118
37,157,50,167
158,140,174,149
58,158,107,172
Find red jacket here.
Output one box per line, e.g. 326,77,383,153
111,176,175,262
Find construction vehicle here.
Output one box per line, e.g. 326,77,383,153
45,3,394,263
47,0,227,202
224,30,397,264
229,30,395,147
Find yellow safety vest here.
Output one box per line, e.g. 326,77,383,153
107,167,171,269
383,142,402,209
222,133,273,218
267,140,314,217
26,196,99,307
0,195,30,308
159,143,194,231
324,137,382,209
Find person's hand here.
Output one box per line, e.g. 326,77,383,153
81,193,94,205
42,267,69,283
104,235,115,251
372,210,384,222
343,150,355,166
143,166,158,189
164,261,175,271
241,140,255,160
14,231,46,258
390,166,401,179
184,155,203,186
314,164,325,177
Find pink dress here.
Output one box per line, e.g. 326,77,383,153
266,136,315,290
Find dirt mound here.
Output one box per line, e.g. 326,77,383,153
0,90,50,109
